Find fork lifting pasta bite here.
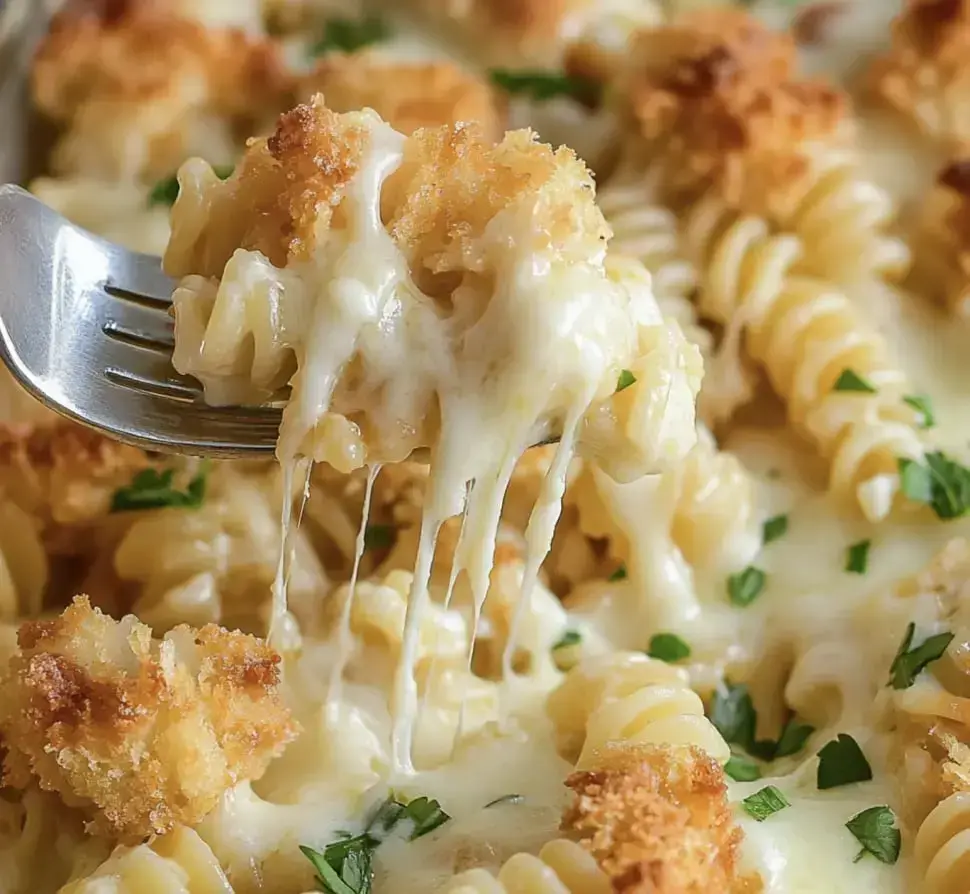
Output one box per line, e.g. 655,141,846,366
165,94,702,768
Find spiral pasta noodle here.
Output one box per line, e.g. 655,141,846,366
681,190,924,521
915,792,970,894
546,653,730,769
59,826,234,894
777,144,911,284
443,840,611,894
0,502,48,622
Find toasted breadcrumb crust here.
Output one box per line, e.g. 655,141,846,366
869,0,970,146
32,0,290,179
299,56,505,142
614,9,846,212
562,743,748,894
0,422,149,554
914,161,970,314
164,95,608,284
33,2,286,119
0,596,297,842
410,0,577,63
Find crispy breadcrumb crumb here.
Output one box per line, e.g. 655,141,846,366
562,743,748,894
914,162,970,315
299,56,505,141
164,94,608,284
0,596,297,842
0,422,149,555
614,9,846,213
32,1,289,179
869,0,970,146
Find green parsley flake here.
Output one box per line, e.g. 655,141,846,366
709,683,757,749
311,16,390,56
903,394,936,429
833,369,876,393
816,734,872,790
111,466,208,512
553,630,581,651
889,622,954,690
741,786,790,822
845,806,901,865
647,633,691,663
484,794,524,808
301,795,450,894
725,754,762,782
608,564,628,582
363,524,395,551
762,514,788,544
489,69,602,105
148,165,232,207
845,540,871,575
899,452,970,519
615,369,637,393
773,719,814,759
728,566,766,607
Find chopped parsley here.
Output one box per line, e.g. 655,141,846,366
301,795,449,894
710,683,757,749
845,540,871,574
608,564,628,582
741,786,790,822
647,633,691,663
888,622,954,690
553,630,582,651
762,514,788,544
832,369,876,393
725,754,762,782
363,524,395,551
846,806,901,865
310,16,390,56
615,369,637,393
484,794,523,808
489,69,602,106
148,165,233,207
111,465,208,512
899,452,970,519
728,566,766,607
710,684,814,767
816,734,872,790
903,394,935,429
773,718,815,759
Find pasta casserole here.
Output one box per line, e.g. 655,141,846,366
2,1,970,893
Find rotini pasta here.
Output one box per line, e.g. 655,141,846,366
0,502,48,621
681,190,924,521
443,839,611,894
59,825,234,894
113,465,327,636
612,9,908,283
546,653,730,768
914,792,970,894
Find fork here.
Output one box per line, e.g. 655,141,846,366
0,184,281,458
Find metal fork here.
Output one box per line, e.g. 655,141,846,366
0,184,281,458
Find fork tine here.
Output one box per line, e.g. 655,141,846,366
102,320,175,353
108,248,179,306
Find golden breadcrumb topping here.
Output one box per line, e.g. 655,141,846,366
869,0,970,144
164,95,608,288
0,422,149,555
34,1,285,118
562,743,748,894
0,596,297,842
31,0,289,179
913,161,970,313
299,56,505,142
412,0,577,62
614,9,845,212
